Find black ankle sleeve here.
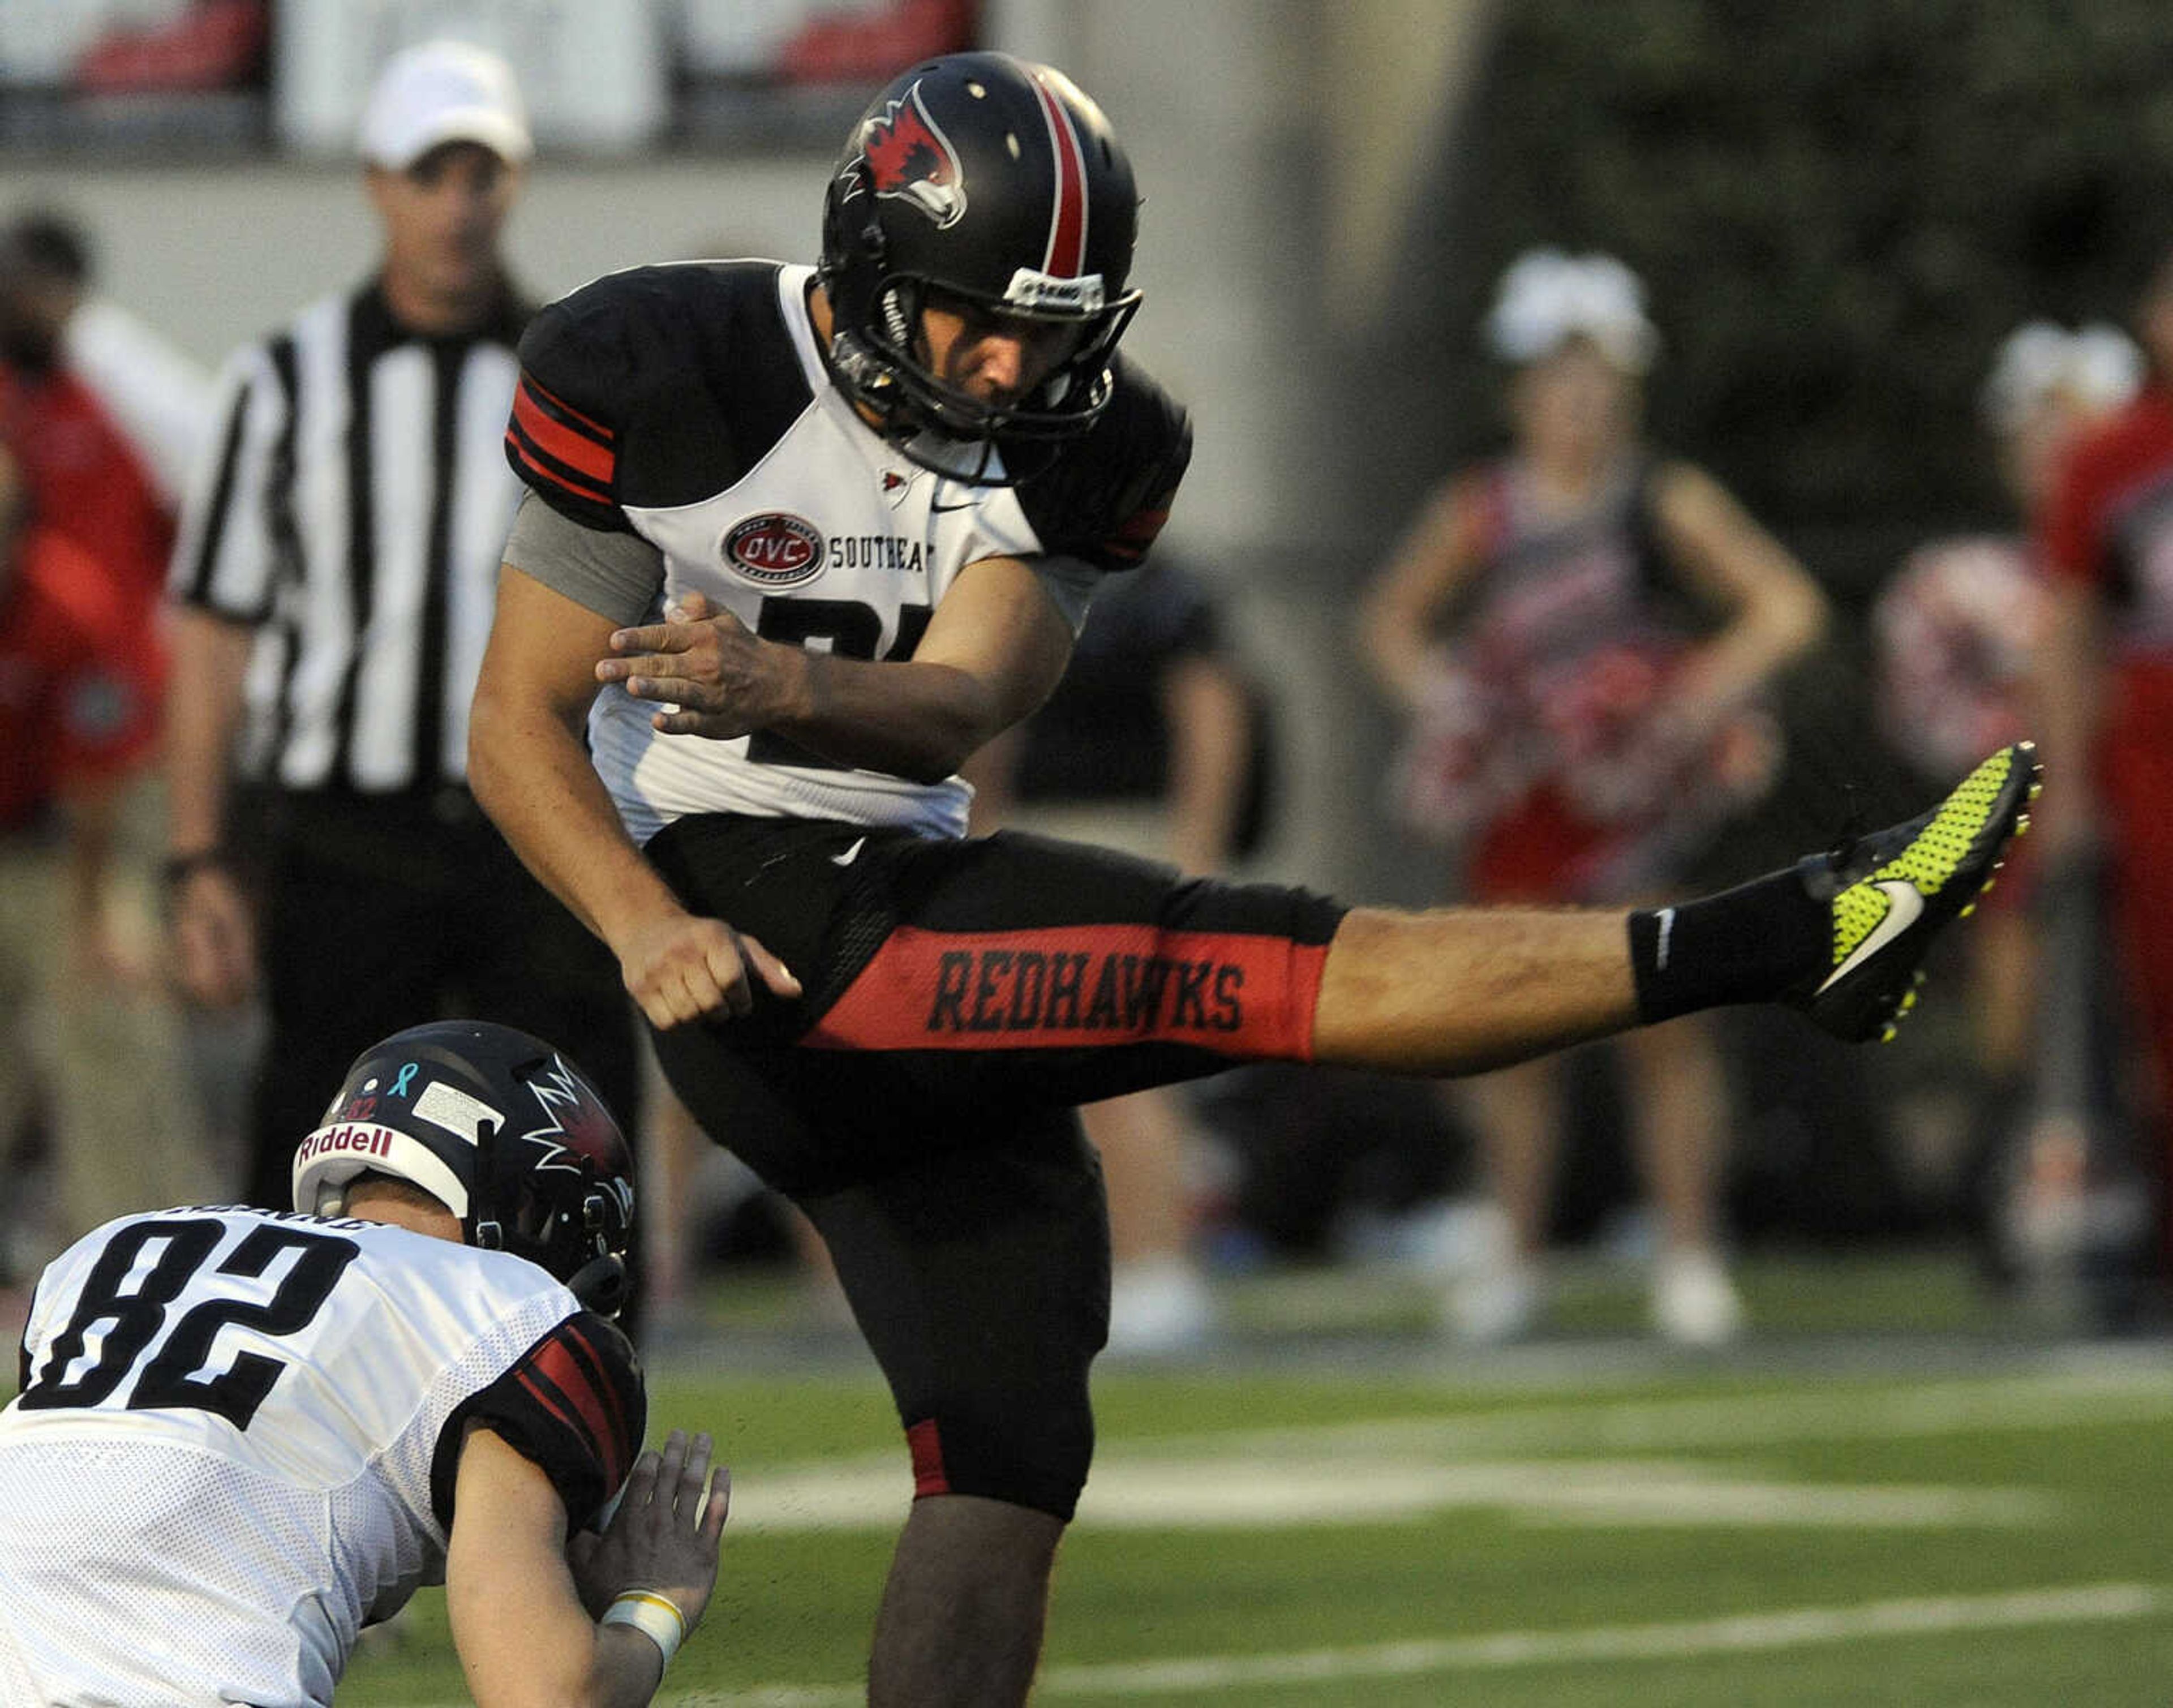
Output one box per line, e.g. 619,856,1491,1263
1627,866,1830,1024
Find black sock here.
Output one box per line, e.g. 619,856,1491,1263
1626,864,1832,1023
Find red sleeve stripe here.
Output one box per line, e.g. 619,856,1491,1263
1104,504,1172,562
523,374,613,438
512,379,616,487
561,1320,635,1485
522,1335,628,1491
505,427,615,506
535,1334,628,1490
515,1367,595,1461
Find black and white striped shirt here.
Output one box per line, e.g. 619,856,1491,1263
169,281,529,795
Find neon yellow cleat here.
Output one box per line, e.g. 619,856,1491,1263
1789,743,2040,1042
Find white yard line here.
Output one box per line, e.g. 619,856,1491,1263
727,1364,2171,1537
740,1363,2173,1500
1186,1363,2173,1463
649,1582,2167,1705
732,1454,2056,1534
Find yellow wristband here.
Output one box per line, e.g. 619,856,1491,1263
602,1590,688,1668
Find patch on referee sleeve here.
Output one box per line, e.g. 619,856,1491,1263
800,922,1330,1060
506,372,617,505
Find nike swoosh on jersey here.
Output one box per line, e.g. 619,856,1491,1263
1815,879,1925,994
832,836,868,866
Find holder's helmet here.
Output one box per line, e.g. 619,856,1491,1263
819,52,1142,469
292,1021,635,1316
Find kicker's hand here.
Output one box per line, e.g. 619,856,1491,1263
570,1430,731,1638
598,591,808,740
613,909,800,1028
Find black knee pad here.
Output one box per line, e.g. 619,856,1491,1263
902,1380,1096,1522
800,1112,1110,1522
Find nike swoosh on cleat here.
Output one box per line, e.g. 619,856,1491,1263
1815,879,1925,994
831,836,868,867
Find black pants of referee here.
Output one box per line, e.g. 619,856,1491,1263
239,789,642,1228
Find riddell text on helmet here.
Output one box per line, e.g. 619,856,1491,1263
294,1123,403,1164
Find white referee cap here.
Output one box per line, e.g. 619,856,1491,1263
359,40,532,171
1484,248,1659,373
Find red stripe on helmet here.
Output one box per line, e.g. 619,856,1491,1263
1031,72,1088,280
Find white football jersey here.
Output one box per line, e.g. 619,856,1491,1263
505,260,1191,847
0,1206,642,1708
600,269,1047,842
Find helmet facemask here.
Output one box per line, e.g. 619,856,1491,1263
834,269,1139,456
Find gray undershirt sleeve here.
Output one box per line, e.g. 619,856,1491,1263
503,490,666,626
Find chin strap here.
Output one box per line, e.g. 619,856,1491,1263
468,1119,505,1251
566,1252,630,1318
566,1187,632,1317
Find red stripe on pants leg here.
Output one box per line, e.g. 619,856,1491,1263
907,1418,950,1497
800,924,1329,1060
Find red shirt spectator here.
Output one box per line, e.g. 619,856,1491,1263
0,523,162,832
2038,363,2173,1277
0,363,174,620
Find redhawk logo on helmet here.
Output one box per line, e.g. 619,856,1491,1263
861,81,967,230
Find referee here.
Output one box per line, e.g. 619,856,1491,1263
162,40,640,1218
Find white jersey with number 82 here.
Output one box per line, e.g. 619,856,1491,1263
0,1205,625,1708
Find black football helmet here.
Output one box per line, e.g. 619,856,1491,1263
818,51,1143,472
291,1021,635,1316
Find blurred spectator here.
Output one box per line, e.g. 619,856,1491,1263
1875,321,2141,1285
158,43,642,1248
1357,249,1826,1345
0,210,203,630
0,442,216,1280
0,205,246,1149
0,211,219,1257
965,554,1270,1353
1880,324,2138,792
2035,250,2173,1309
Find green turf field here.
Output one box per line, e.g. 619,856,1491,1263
327,1253,2173,1706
